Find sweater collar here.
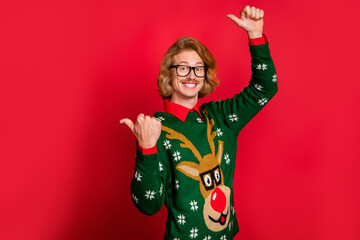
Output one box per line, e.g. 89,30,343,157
164,99,203,122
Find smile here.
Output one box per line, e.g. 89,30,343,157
208,210,229,225
182,82,198,89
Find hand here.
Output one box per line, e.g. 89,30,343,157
120,114,162,149
227,6,264,39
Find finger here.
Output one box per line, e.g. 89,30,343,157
120,118,135,134
226,14,244,28
151,116,161,122
251,6,256,19
226,14,239,23
137,113,145,122
255,8,260,20
259,9,264,19
151,117,162,126
241,5,251,19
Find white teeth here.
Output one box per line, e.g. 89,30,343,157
184,83,196,88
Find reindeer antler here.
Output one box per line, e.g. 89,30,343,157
203,109,217,155
162,126,203,163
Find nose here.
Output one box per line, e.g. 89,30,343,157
187,68,196,79
210,187,227,213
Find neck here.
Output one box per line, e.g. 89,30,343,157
170,95,198,109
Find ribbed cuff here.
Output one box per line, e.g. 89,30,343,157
249,34,267,45
138,144,158,154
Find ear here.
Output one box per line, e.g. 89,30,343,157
216,140,224,164
176,161,200,181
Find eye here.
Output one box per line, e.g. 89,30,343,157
214,169,221,184
179,66,188,71
203,174,212,187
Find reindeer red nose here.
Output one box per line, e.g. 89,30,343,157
210,187,226,213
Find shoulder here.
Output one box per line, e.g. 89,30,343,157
153,111,166,122
200,100,223,115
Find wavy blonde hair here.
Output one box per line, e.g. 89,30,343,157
157,36,218,99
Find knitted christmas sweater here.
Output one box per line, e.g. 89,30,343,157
131,42,278,240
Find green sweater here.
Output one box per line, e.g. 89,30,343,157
131,42,278,240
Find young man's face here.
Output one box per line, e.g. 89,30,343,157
170,50,205,105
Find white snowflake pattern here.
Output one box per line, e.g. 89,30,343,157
156,116,165,121
224,153,230,165
258,98,268,106
216,128,223,137
175,179,180,189
173,238,180,240
163,140,172,150
190,200,199,211
145,190,156,200
197,117,203,123
203,236,212,240
132,194,139,204
254,84,263,91
159,184,163,195
228,221,233,231
228,114,238,122
173,151,181,161
256,63,268,71
178,214,186,225
231,205,235,215
159,162,164,172
190,228,198,238
272,74,277,83
220,234,227,240
134,171,142,182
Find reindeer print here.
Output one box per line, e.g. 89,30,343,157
162,111,231,232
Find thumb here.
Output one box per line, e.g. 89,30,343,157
226,14,246,29
120,118,135,134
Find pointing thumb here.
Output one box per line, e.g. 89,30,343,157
226,14,245,29
120,118,135,134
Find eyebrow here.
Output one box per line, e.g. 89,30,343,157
178,61,204,65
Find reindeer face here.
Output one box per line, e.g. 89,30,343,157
203,185,231,231
162,111,231,232
200,161,231,231
176,152,231,232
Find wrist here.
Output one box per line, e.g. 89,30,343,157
247,31,263,39
138,141,156,149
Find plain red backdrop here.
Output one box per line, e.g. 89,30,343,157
1,0,359,239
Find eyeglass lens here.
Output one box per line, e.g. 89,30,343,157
177,66,206,77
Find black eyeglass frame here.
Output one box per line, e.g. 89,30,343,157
199,165,222,191
169,65,208,78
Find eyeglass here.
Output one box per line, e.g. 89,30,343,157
169,65,207,78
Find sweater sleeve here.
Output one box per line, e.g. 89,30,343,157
211,41,278,133
130,141,167,215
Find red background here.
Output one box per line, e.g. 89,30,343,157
1,0,359,239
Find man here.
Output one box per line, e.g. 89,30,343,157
121,5,278,239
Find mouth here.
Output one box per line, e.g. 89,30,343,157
208,210,228,226
181,81,199,89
